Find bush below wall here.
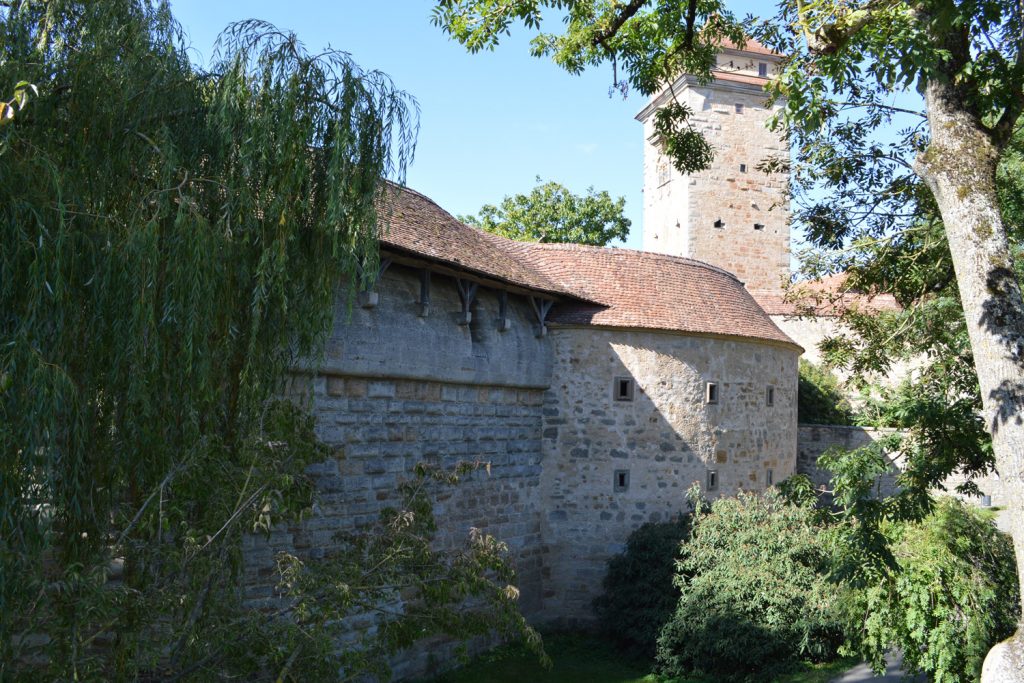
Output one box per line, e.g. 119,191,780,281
592,516,692,659
655,491,845,683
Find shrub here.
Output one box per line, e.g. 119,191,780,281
798,360,855,425
656,491,845,682
592,516,691,659
840,498,1019,683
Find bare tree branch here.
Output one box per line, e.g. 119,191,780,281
592,0,649,48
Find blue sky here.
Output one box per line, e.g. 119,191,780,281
169,1,772,250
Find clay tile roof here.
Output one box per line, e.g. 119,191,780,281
751,273,902,317
377,184,799,349
719,36,780,57
501,243,799,347
378,184,576,298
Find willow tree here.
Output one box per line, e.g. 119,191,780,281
1,2,536,680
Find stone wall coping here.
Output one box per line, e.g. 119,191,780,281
798,424,901,434
307,368,550,392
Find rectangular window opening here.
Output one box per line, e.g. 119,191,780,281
713,218,725,229
614,469,630,492
739,163,748,173
754,223,765,231
767,469,774,486
706,382,719,405
707,469,718,491
614,377,635,402
766,385,775,407
735,103,744,113
758,62,768,77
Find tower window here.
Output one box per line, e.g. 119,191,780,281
766,468,774,486
713,218,725,229
707,469,719,491
758,62,768,77
754,223,765,231
735,103,744,113
657,159,671,186
706,382,719,405
614,377,635,402
614,469,630,492
739,163,748,173
766,385,775,406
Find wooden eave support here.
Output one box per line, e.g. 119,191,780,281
417,269,431,317
530,297,553,337
358,257,392,309
455,278,478,326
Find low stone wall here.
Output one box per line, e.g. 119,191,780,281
797,424,903,498
797,424,1006,508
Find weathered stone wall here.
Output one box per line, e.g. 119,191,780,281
640,75,790,293
771,315,844,370
796,424,904,499
243,264,552,679
798,424,1008,510
540,327,799,622
319,261,552,388
772,314,921,391
243,262,806,676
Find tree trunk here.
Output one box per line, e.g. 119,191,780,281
916,80,1024,681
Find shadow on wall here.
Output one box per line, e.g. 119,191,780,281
540,330,799,624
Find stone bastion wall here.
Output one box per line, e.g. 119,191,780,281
540,327,799,622
241,263,801,678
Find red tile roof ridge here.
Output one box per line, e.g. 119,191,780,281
507,240,744,282
719,36,781,57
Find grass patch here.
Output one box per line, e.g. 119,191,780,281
422,633,858,683
423,632,658,683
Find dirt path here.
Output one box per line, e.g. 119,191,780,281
830,652,926,682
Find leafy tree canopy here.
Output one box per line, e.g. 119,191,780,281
432,0,751,175
433,1,1024,670
460,177,631,245
1,1,539,679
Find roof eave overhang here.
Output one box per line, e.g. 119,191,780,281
635,74,772,123
380,245,599,305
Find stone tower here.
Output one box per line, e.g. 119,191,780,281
635,40,789,294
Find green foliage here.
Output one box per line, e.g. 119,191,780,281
762,1,1024,562
276,461,548,681
652,102,715,176
0,1,537,679
839,499,1020,683
461,177,630,246
592,516,691,659
782,448,1019,682
0,79,36,138
797,360,855,425
656,491,845,683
